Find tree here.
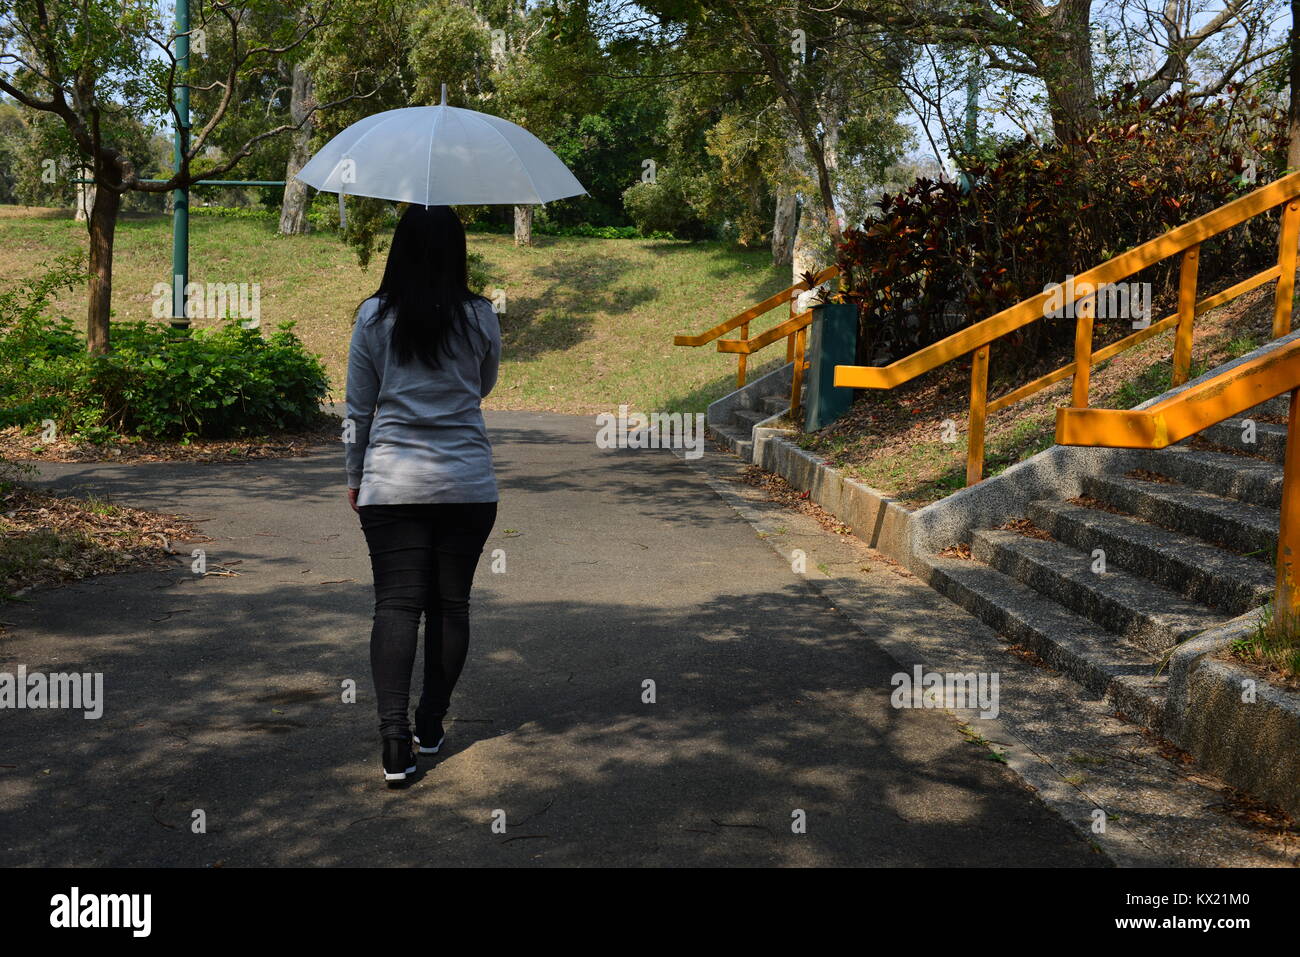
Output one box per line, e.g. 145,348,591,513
589,1,908,274
0,98,25,203
1289,0,1300,170
834,0,1283,140
0,0,347,352
279,61,315,234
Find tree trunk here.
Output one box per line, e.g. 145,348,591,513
772,115,804,265
772,192,796,265
1042,0,1100,140
1289,0,1300,171
792,200,830,291
796,126,842,249
514,205,533,246
815,73,844,246
788,90,837,285
86,185,121,354
279,62,315,235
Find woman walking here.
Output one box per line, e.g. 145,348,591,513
345,204,500,787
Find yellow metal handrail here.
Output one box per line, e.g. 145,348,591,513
833,169,1300,485
674,264,840,417
1057,337,1300,614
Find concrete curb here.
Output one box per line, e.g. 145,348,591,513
1165,611,1300,818
752,426,915,563
749,425,1146,574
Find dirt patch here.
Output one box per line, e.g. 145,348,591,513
735,464,852,536
1219,649,1300,693
0,414,341,464
0,485,205,605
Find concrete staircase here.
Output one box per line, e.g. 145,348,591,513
706,361,800,460
924,395,1288,731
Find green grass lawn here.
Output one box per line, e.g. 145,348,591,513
0,206,793,415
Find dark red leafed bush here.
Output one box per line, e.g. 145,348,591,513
837,89,1288,375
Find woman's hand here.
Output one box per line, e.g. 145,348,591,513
347,487,360,513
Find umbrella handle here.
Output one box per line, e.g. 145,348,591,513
338,189,346,230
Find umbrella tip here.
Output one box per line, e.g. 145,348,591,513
441,83,447,106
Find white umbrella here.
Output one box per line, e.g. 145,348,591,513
294,89,586,224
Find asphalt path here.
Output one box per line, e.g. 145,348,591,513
0,411,1101,866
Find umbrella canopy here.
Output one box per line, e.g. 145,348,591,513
294,104,586,207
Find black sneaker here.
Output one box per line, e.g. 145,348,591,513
382,737,417,786
414,719,444,755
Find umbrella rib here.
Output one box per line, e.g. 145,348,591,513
425,106,447,207
474,114,545,204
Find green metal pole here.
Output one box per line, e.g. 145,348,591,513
171,0,190,329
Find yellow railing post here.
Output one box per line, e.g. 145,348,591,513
966,345,990,486
1071,293,1095,407
737,321,749,387
1172,245,1200,386
790,325,808,419
1274,200,1300,339
786,295,796,361
1277,388,1300,615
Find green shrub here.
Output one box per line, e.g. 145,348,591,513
190,204,279,221
0,455,34,496
0,255,86,430
622,168,717,240
87,321,329,440
1,260,330,442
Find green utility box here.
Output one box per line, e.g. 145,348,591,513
803,302,858,432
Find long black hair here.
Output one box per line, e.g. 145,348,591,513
367,204,486,368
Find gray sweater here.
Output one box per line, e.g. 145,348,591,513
345,294,501,505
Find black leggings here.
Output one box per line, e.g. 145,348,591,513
358,502,497,740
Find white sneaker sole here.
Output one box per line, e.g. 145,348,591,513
414,733,444,755
384,763,417,781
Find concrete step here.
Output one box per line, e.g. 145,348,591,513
1082,472,1278,557
970,528,1229,655
926,555,1167,729
1147,445,1283,508
1243,395,1291,420
706,423,752,460
1027,499,1274,616
1195,419,1289,464
732,408,773,430
760,395,790,415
